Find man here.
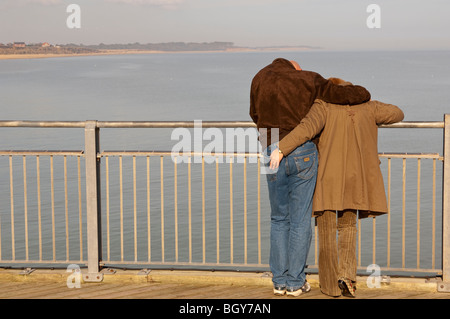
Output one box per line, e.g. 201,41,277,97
270,77,404,297
249,58,371,296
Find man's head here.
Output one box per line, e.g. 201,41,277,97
289,60,302,71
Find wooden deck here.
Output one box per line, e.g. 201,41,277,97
1,268,449,300
1,280,449,300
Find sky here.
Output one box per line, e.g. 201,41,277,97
1,0,450,51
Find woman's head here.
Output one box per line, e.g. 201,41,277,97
328,77,353,86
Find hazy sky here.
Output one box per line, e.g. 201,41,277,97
1,0,449,51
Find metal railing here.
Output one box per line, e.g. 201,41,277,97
0,117,449,290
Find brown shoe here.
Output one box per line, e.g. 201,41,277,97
338,278,356,298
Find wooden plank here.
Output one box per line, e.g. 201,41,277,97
3,283,67,299
42,283,125,299
111,283,185,299
0,282,35,297
104,284,169,299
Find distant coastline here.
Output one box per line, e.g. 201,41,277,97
0,41,321,60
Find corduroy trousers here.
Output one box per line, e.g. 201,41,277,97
316,210,357,297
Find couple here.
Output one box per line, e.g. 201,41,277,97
250,58,404,297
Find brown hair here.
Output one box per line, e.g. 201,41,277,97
328,77,353,86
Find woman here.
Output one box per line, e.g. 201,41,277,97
270,78,404,297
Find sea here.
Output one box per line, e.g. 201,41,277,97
0,49,449,273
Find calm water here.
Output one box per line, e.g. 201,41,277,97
0,50,449,272
0,50,449,150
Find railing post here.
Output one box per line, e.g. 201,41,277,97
439,114,450,292
83,120,103,282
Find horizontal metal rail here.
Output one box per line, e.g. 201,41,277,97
0,120,444,129
0,150,84,156
0,121,86,128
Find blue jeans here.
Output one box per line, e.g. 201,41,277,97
264,141,318,289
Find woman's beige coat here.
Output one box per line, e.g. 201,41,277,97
279,99,404,218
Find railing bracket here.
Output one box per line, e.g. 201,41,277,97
83,273,104,283
19,268,35,275
101,268,116,275
138,269,151,276
381,275,391,285
437,280,450,293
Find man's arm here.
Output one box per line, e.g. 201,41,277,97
316,75,371,106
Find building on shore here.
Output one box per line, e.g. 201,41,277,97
13,42,26,48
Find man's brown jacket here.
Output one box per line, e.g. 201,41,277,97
250,58,371,146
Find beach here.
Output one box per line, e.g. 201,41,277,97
0,47,314,60
0,50,169,60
